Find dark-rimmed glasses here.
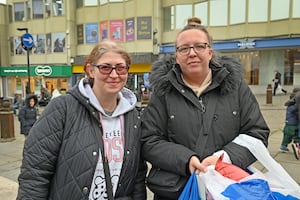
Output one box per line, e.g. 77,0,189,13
176,42,210,55
92,63,129,75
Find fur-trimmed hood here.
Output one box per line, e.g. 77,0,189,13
149,54,243,96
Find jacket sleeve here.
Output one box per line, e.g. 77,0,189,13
17,98,67,199
224,80,270,169
131,154,148,199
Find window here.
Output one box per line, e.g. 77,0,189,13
194,2,208,26
210,0,227,26
100,0,108,5
293,0,300,17
14,2,25,21
176,4,192,29
76,0,83,8
271,0,289,20
230,0,246,24
8,5,13,23
163,6,174,31
248,0,268,22
33,0,44,19
52,0,64,16
85,0,98,6
45,0,51,17
26,0,31,20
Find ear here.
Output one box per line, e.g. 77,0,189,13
86,63,95,78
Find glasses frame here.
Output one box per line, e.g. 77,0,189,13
176,42,210,55
91,63,129,75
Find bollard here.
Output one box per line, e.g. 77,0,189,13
266,84,272,104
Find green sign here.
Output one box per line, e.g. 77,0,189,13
0,65,72,77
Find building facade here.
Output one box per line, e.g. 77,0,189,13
0,0,300,98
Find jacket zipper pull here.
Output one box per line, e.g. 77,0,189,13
199,97,206,112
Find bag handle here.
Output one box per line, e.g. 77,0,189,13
233,134,300,195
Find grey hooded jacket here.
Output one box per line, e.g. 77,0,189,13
17,79,147,200
141,55,270,198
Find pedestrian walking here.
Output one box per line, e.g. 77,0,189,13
18,94,38,137
292,88,300,159
272,70,287,96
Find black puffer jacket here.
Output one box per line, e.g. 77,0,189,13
17,80,147,200
18,94,38,135
142,55,270,198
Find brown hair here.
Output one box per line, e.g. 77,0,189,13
175,17,213,47
84,40,131,85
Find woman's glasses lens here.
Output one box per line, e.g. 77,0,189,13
92,64,128,75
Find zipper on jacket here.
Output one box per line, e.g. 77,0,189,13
199,97,206,113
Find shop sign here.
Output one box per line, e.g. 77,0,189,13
237,39,256,49
35,65,52,76
0,65,72,76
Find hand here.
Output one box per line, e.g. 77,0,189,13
188,156,207,174
201,155,219,167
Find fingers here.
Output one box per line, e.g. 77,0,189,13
189,156,207,174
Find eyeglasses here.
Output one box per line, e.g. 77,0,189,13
92,63,129,75
176,42,210,55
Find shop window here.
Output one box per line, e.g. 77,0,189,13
14,2,25,21
52,0,64,16
33,0,44,19
284,49,298,85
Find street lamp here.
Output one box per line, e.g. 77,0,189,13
17,28,33,94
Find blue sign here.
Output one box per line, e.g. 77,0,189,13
21,33,34,49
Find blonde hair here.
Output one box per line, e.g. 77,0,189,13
84,40,131,86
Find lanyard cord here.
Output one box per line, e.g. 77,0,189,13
99,113,125,200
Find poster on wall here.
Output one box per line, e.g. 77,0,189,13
46,33,52,54
10,37,14,56
34,34,46,54
100,21,108,40
110,20,124,42
52,32,66,52
85,23,99,44
77,24,84,44
15,36,26,55
137,16,152,40
126,18,135,41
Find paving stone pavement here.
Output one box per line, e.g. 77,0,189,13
0,94,299,200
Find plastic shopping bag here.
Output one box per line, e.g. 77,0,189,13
179,172,201,200
233,134,300,199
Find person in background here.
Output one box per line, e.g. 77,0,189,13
279,88,300,155
18,94,38,137
38,87,52,106
292,88,300,159
17,40,147,200
12,92,23,115
141,17,270,200
272,70,287,96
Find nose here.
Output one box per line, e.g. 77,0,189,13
188,47,197,55
109,68,118,77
